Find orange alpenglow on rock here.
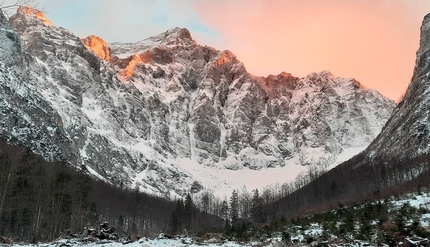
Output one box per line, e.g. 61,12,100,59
81,35,111,62
214,50,237,66
17,6,53,26
120,53,143,79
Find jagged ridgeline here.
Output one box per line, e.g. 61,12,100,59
264,13,430,219
0,6,395,197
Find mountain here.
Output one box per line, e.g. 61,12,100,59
359,13,430,161
0,6,395,197
264,13,430,219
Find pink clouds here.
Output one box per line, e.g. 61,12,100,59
189,0,430,101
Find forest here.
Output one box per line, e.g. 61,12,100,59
266,152,430,220
0,138,223,242
1,136,430,244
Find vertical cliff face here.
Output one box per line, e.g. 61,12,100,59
0,7,396,196
3,7,183,195
361,13,430,161
109,29,395,170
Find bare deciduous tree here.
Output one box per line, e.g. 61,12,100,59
0,0,39,17
0,0,34,9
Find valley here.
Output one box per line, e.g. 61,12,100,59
0,6,395,197
0,5,429,246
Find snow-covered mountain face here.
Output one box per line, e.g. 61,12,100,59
359,13,430,161
109,30,394,169
0,7,395,197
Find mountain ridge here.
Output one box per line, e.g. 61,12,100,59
264,11,430,220
0,7,396,197
355,11,430,162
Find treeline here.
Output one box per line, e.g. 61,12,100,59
164,164,331,238
0,138,223,242
3,134,430,243
264,152,430,221
193,152,430,240
185,165,328,227
169,193,222,235
200,151,430,230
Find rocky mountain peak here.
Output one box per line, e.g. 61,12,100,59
213,50,237,66
163,27,192,40
8,6,102,73
169,27,192,40
304,70,334,84
302,70,364,89
0,7,397,196
419,13,430,50
81,35,111,62
254,72,300,99
267,71,297,82
153,27,196,47
279,71,294,78
13,6,53,26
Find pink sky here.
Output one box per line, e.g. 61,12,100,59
190,0,430,101
8,0,429,101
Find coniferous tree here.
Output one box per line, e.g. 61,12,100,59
169,199,184,234
239,186,251,219
184,193,193,231
230,190,239,226
201,192,210,214
251,189,264,223
0,152,12,227
220,199,229,226
0,140,230,240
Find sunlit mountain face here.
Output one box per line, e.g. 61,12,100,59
0,6,395,197
81,35,111,62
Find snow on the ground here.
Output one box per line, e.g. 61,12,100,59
131,143,368,199
331,146,367,169
16,236,281,247
392,193,430,208
175,157,308,198
172,145,365,198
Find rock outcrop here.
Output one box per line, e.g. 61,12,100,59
81,35,111,62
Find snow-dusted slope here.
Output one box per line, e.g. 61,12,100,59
3,7,198,196
0,7,395,197
109,29,394,170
